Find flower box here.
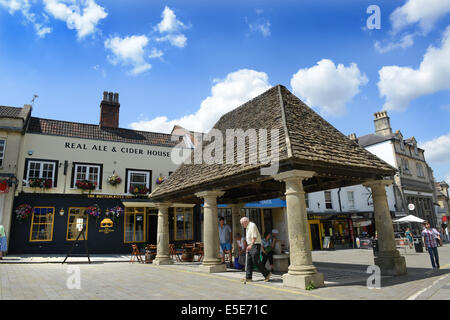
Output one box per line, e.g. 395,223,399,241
129,185,150,195
15,204,32,222
75,180,97,191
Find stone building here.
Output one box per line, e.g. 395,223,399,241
353,111,438,229
6,92,198,254
0,104,32,246
435,181,450,226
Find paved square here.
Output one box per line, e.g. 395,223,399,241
1,244,449,300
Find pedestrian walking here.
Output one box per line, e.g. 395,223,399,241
218,217,232,264
405,227,414,249
261,231,275,272
239,217,271,282
421,221,441,269
0,224,7,260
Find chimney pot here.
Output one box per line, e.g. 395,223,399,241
373,110,392,137
100,91,120,128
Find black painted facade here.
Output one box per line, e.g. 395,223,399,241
9,192,202,254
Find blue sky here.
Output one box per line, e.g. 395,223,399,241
1,0,450,182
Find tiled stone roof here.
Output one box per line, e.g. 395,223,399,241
27,117,184,147
0,106,25,118
150,85,396,200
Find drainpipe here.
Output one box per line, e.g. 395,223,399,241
338,188,342,213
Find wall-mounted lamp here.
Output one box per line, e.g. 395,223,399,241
59,208,65,216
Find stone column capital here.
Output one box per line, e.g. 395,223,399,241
273,170,315,182
195,190,225,199
363,179,394,188
229,203,244,210
154,202,171,210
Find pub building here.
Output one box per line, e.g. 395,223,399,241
8,92,202,254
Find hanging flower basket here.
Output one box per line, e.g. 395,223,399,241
156,175,165,185
75,180,96,191
29,178,53,189
129,185,150,195
106,206,124,222
107,174,122,186
15,204,33,222
85,204,101,222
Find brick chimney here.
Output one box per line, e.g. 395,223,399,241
100,91,120,128
373,111,392,136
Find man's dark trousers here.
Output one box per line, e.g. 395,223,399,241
245,244,269,280
426,246,440,268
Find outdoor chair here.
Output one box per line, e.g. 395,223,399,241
169,244,182,262
130,244,144,264
193,242,204,262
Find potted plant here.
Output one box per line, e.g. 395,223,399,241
15,204,33,223
129,185,150,196
75,180,97,192
85,204,101,223
156,174,165,185
107,174,122,186
106,205,124,222
29,178,53,189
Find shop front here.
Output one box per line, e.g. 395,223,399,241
9,193,200,254
307,213,352,250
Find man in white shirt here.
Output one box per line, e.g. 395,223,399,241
240,217,271,282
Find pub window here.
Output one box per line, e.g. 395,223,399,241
29,207,54,241
174,207,193,241
67,207,88,240
126,169,151,194
324,191,333,209
124,207,146,243
0,139,5,167
26,160,57,187
74,164,101,189
347,191,355,209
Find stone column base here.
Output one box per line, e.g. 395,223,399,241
199,264,227,273
282,272,325,290
153,258,174,265
375,254,407,276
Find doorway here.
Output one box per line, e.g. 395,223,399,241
309,222,322,250
147,211,158,244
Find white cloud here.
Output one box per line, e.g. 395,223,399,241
104,35,151,75
156,5,186,34
290,59,368,116
391,0,450,35
129,69,271,133
154,6,189,48
43,0,107,39
248,19,271,38
0,0,52,37
374,33,415,53
148,48,163,59
378,26,450,111
420,133,450,164
156,34,187,48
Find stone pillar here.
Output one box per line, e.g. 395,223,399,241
196,190,226,273
153,203,173,265
364,180,407,276
230,203,244,261
274,170,324,289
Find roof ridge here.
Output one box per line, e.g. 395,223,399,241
30,116,180,137
277,85,293,158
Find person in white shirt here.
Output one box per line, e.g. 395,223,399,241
240,217,271,282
